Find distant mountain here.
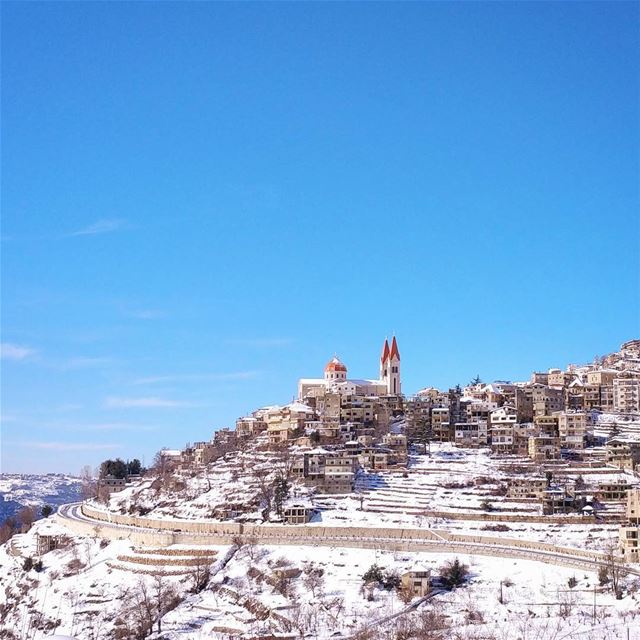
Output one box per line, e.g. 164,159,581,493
0,474,82,524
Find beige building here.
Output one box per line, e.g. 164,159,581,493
431,407,451,442
531,372,549,385
534,414,559,435
265,402,316,443
236,415,267,439
454,422,486,448
619,488,640,563
587,370,618,386
507,477,548,500
597,478,632,502
548,369,575,388
489,406,517,454
528,434,561,461
283,505,313,524
556,411,589,450
613,378,640,414
382,433,408,461
606,437,640,472
532,385,564,417
401,569,431,597
293,449,356,494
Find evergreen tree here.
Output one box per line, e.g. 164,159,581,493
439,558,469,590
273,477,290,517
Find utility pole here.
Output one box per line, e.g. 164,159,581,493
592,582,596,624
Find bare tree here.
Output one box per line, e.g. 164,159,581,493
245,534,259,560
303,565,325,598
603,544,629,599
189,558,211,594
80,465,96,500
17,506,38,530
256,471,274,520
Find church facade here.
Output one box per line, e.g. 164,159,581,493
298,337,402,400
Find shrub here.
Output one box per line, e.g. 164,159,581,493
482,524,510,532
33,559,44,572
439,558,469,590
480,500,494,512
22,557,33,571
568,576,578,589
382,570,401,591
41,505,53,518
362,564,384,585
598,565,610,586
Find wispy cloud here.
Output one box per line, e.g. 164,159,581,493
132,371,259,385
225,338,294,348
63,422,156,432
57,356,115,370
104,396,196,409
68,218,127,237
9,441,122,451
1,342,37,360
125,309,166,320
55,403,84,412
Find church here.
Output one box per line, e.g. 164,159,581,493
297,337,402,400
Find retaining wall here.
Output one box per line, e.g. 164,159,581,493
77,503,608,564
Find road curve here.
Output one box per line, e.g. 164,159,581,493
56,502,639,577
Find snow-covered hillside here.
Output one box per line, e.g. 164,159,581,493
0,474,82,524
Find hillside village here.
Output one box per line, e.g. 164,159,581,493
132,338,640,560
2,338,640,639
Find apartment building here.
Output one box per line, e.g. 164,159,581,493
587,370,618,386
515,387,534,422
454,422,487,448
489,407,517,454
557,411,589,450
265,402,316,443
431,407,451,442
534,414,559,436
548,369,576,388
507,477,548,500
532,385,564,417
528,434,561,461
620,488,640,563
596,478,632,502
235,415,267,439
403,396,433,445
531,372,549,385
606,437,640,472
613,378,640,414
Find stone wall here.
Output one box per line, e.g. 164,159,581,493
75,503,611,567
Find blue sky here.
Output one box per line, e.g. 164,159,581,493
1,2,638,474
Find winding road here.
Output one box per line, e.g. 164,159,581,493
56,502,640,577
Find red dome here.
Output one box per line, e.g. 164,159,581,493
325,356,347,372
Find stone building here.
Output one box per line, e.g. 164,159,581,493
556,411,589,450
606,437,640,472
620,488,640,563
613,378,640,414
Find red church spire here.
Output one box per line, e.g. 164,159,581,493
389,335,400,360
381,338,390,363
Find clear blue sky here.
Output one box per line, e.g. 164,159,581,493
1,2,638,474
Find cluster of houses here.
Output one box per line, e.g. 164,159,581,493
123,338,640,559
228,339,640,477
506,472,639,516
